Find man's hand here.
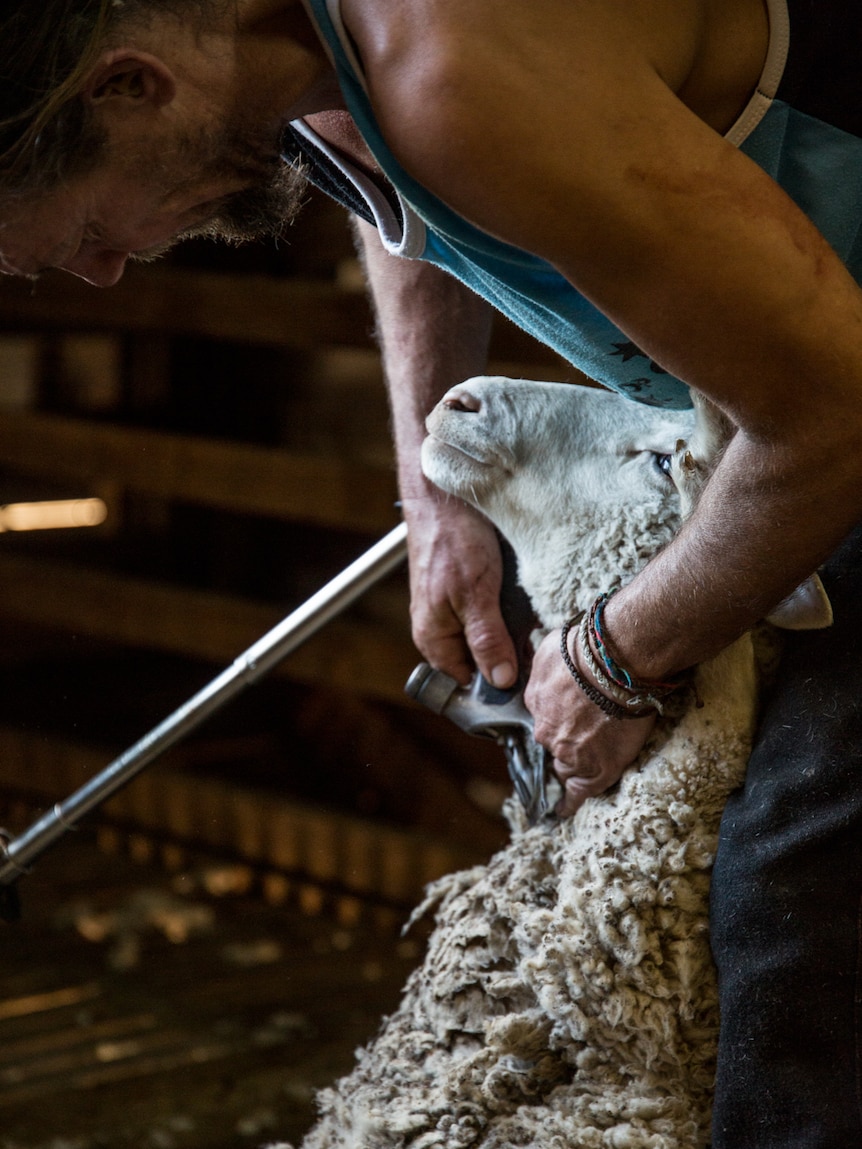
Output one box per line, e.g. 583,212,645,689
347,216,511,686
525,627,656,817
402,495,518,689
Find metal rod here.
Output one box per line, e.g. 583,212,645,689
0,522,408,886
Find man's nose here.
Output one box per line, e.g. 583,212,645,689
61,248,130,287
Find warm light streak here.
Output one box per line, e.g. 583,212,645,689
0,983,101,1021
0,498,108,532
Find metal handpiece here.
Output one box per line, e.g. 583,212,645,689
498,730,550,827
404,662,553,824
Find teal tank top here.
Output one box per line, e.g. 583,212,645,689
294,0,862,409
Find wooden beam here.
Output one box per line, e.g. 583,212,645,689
0,264,563,363
0,267,376,350
0,411,399,533
0,554,414,704
0,728,487,910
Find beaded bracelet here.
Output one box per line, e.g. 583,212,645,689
559,617,648,721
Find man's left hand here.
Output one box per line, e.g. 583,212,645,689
525,628,656,818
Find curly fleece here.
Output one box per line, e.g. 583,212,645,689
272,386,758,1149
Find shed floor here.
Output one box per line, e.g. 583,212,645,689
0,832,423,1149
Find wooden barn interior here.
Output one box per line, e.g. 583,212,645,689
0,183,572,1148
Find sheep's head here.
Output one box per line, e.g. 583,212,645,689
422,376,695,626
422,376,832,631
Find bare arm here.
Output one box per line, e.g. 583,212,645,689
345,1,862,808
372,13,862,673
353,217,518,687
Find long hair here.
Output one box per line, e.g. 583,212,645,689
0,0,117,194
0,0,215,199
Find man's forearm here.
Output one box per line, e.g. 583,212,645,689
607,414,862,680
352,217,520,685
352,216,493,496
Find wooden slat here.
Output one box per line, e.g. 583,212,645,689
0,263,564,362
0,837,425,1149
0,553,414,703
0,266,376,349
0,410,399,532
0,727,484,911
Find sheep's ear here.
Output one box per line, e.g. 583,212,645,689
686,392,736,465
669,394,736,518
766,573,833,630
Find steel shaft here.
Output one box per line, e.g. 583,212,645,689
0,522,408,887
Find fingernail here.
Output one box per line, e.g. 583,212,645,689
491,662,515,688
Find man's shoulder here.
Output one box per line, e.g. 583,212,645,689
343,0,714,125
343,0,707,67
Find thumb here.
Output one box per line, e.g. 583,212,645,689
462,600,520,689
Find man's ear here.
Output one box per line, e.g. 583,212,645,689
84,51,177,109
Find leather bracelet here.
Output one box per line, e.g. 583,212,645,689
559,619,648,721
590,591,685,695
575,612,661,716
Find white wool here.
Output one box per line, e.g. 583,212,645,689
281,379,761,1149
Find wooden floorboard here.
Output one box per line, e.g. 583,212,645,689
0,831,424,1149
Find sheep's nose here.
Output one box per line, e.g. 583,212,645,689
442,388,482,412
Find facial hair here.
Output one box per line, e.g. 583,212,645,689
131,119,309,262
187,153,308,244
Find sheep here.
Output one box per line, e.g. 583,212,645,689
275,376,829,1149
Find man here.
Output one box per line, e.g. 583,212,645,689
1,0,861,1143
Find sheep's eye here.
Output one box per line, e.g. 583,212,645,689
654,453,673,477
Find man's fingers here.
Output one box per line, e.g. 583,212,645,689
414,621,475,685
402,503,518,687
462,605,519,688
414,606,518,688
410,579,518,687
555,769,607,818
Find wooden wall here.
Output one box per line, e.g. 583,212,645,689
0,187,571,915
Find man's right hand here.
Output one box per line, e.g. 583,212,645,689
347,214,512,686
401,495,519,690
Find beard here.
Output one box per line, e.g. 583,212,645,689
130,118,309,263
183,154,308,245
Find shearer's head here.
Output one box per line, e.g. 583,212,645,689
0,0,329,285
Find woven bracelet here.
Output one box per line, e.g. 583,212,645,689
559,619,647,721
589,590,633,688
586,592,696,716
575,612,660,716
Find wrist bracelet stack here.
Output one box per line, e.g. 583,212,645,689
559,590,692,720
559,614,639,720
